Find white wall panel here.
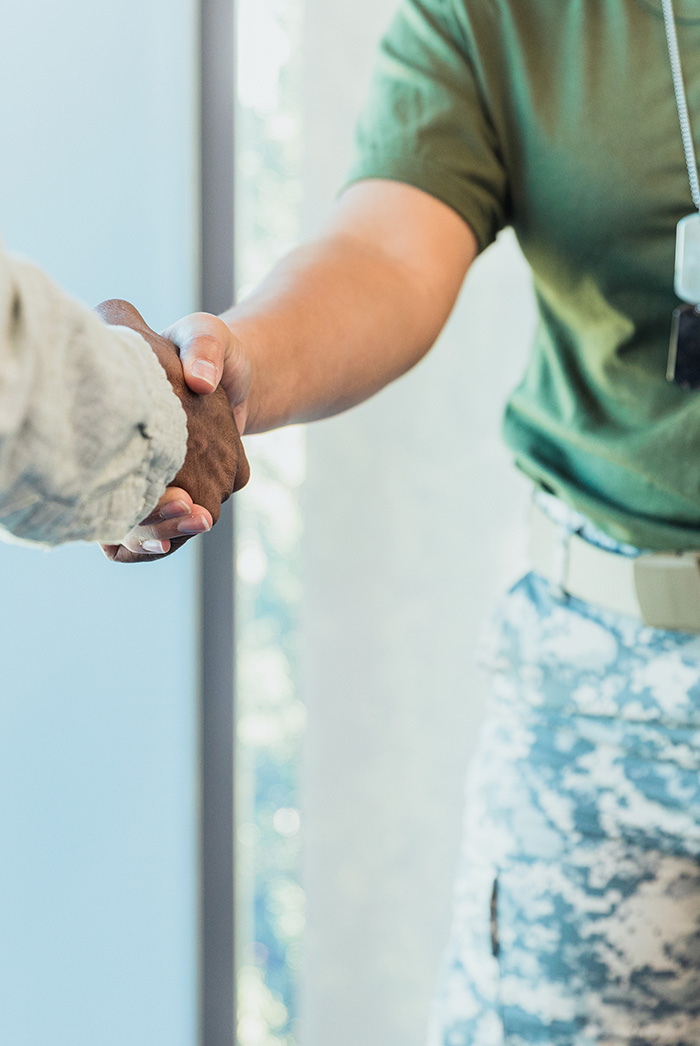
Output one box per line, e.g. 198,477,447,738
301,3,536,1044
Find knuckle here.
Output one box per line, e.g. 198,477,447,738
189,332,224,357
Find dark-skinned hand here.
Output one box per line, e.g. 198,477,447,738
94,299,250,563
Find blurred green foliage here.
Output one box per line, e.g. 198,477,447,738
235,3,305,1044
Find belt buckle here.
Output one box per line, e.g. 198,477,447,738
633,552,700,631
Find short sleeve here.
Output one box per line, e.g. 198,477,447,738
345,0,509,253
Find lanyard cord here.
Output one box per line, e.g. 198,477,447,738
661,0,700,211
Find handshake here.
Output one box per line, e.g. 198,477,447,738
95,300,250,564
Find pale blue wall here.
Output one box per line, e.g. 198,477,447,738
0,2,200,1044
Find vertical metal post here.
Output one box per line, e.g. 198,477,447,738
199,0,236,1043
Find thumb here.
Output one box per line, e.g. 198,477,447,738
163,312,229,396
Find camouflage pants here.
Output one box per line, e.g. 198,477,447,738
430,554,700,1045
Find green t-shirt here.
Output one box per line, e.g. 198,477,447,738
347,0,700,551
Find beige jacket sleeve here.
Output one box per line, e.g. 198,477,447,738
0,242,188,547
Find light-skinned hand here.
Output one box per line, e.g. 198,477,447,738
162,312,251,433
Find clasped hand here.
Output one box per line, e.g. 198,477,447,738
95,300,250,563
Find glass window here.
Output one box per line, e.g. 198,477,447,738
235,3,305,1044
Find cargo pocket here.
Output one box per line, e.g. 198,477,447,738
492,853,700,1044
496,859,586,1042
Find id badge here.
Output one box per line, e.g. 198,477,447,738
668,213,700,388
675,213,700,303
667,303,700,388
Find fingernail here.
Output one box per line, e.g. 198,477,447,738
142,540,167,554
191,359,218,390
177,516,211,535
160,499,191,519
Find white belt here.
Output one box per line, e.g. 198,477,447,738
528,500,700,632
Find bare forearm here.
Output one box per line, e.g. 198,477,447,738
172,182,478,434
221,232,452,433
